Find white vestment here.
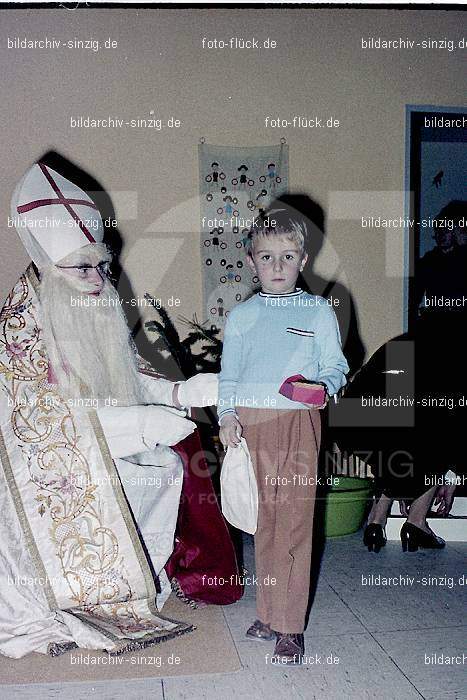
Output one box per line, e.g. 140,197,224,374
0,270,192,658
0,161,208,656
97,372,187,609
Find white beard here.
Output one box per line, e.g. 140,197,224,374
39,267,143,406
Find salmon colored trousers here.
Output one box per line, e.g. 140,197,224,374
236,407,321,634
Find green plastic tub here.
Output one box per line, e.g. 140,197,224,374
324,476,373,537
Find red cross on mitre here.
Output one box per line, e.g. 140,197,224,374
16,163,98,243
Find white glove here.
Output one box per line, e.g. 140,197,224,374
176,373,219,408
142,405,196,449
97,405,196,458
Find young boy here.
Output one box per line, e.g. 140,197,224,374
218,204,349,664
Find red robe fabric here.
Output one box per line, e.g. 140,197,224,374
167,421,243,605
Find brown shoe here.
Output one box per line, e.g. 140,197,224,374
272,633,304,664
246,619,275,641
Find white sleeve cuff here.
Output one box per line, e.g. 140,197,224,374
218,408,238,425
138,372,176,407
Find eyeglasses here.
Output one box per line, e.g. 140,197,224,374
56,261,112,278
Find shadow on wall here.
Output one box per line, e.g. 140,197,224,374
272,192,366,377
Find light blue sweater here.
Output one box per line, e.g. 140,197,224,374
218,288,349,423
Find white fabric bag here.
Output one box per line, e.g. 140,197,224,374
221,437,258,534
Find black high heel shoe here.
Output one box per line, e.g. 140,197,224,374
400,523,446,552
363,523,387,552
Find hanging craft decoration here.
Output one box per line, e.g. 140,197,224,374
199,141,289,330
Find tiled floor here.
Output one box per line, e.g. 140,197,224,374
3,533,466,700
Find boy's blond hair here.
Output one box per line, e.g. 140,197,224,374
245,206,307,257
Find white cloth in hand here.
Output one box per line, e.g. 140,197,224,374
177,373,218,408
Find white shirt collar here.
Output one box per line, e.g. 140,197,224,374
258,287,304,298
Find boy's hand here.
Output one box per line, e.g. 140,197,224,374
302,382,329,410
303,393,329,410
219,414,243,448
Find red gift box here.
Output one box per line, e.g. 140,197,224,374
278,374,326,406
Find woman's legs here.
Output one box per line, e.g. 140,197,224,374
367,485,438,532
406,485,438,533
367,493,393,527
